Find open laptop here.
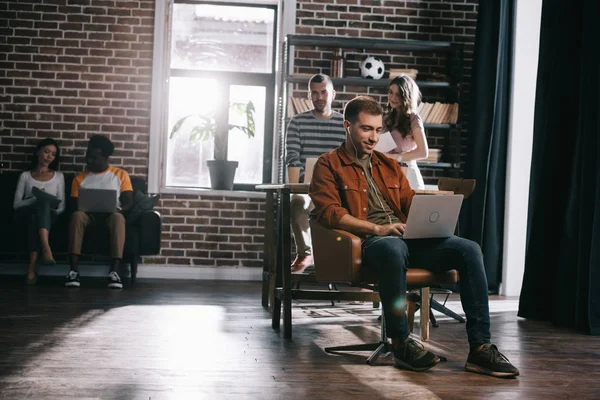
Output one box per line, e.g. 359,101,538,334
303,157,319,183
78,188,118,213
402,194,463,239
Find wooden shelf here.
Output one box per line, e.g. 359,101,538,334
286,35,459,53
286,75,453,89
423,123,457,129
417,161,460,169
284,117,458,127
277,34,465,182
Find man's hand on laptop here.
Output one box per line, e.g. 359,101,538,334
375,223,406,237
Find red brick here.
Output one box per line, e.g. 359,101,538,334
210,251,233,259
235,252,258,260
195,226,219,234
167,257,190,265
216,260,239,267
193,259,215,266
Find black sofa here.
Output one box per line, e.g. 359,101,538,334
0,170,162,284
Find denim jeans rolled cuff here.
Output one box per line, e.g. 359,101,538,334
362,234,491,345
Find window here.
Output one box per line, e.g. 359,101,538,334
150,1,278,192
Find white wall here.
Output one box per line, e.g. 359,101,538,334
501,0,543,296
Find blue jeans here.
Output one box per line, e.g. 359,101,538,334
362,235,491,345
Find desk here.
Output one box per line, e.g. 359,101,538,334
256,183,452,338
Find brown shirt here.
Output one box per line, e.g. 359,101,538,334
309,143,415,229
356,157,401,226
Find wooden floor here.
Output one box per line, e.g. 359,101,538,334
0,278,599,400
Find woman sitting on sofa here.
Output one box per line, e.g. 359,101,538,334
13,138,65,284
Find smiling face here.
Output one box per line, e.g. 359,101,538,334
36,144,57,169
309,81,335,114
344,111,384,159
387,83,404,110
85,147,109,172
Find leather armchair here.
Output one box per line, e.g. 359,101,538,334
310,219,459,342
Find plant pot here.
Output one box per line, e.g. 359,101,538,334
207,160,239,190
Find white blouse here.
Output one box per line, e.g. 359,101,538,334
13,171,66,215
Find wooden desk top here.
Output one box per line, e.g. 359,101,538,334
255,183,452,195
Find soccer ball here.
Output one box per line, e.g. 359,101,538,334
359,56,385,80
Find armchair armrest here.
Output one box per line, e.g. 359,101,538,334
309,219,364,283
138,210,162,255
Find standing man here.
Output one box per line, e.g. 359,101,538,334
286,74,346,273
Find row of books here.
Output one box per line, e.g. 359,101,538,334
417,102,459,125
420,148,441,163
388,68,418,80
287,96,314,117
286,96,458,125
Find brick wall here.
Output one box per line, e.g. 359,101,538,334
0,0,266,269
293,0,479,183
0,0,154,175
0,0,478,269
149,194,265,268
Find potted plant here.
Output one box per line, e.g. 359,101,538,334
169,101,255,190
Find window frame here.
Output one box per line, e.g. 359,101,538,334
149,0,279,194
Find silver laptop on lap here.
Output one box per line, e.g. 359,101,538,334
78,188,118,213
402,194,464,239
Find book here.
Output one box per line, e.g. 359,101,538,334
32,187,61,209
427,102,442,124
374,131,397,153
389,68,419,79
287,96,295,117
419,103,433,122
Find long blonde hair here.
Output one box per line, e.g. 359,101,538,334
384,75,421,138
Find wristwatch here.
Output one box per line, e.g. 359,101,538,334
396,154,408,167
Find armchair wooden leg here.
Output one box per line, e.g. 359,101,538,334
407,299,416,333
420,287,430,342
130,258,138,286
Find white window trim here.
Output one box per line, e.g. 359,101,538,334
148,0,292,195
148,0,170,194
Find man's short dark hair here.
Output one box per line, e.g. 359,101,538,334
343,96,383,124
88,134,114,157
308,73,333,88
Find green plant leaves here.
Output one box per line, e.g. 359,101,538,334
169,100,256,142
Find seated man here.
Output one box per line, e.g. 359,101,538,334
66,135,133,289
285,73,346,273
308,96,519,378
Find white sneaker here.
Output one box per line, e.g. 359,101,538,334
107,271,123,289
65,270,80,287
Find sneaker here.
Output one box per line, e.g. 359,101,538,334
65,270,80,287
291,254,314,274
107,271,123,289
465,344,520,378
393,338,441,372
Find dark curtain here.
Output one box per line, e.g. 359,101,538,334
518,0,600,335
464,0,515,293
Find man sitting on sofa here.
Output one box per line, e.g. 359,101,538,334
66,134,133,289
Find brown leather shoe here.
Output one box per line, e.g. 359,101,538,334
291,254,314,274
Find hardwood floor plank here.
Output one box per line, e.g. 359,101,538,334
0,279,599,399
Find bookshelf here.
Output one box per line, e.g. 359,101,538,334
275,34,465,183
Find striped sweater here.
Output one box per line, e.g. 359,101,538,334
285,110,346,179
